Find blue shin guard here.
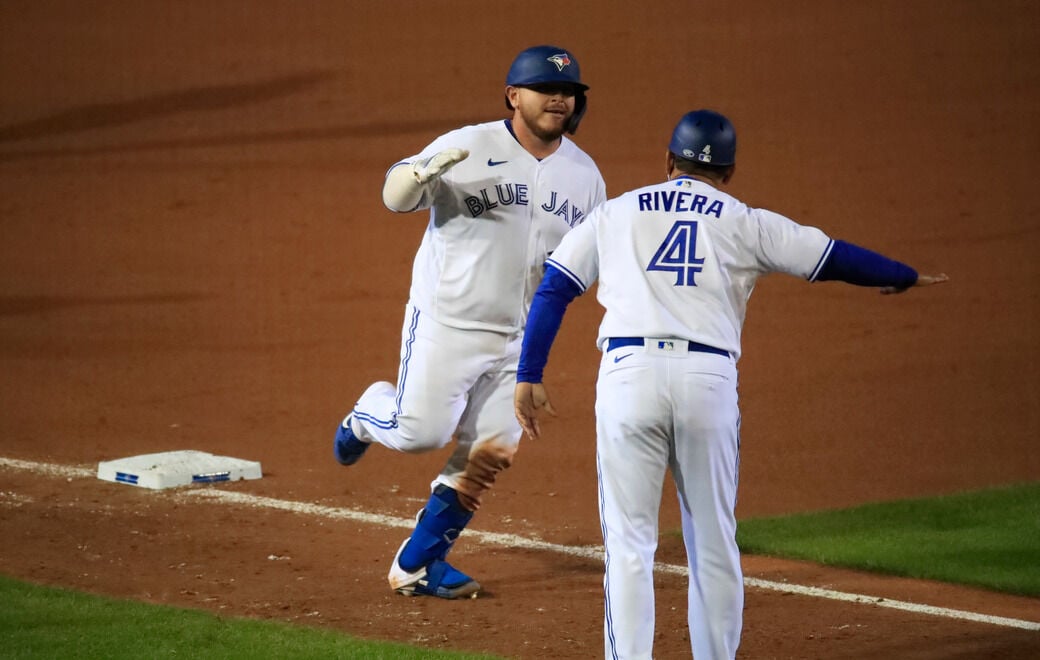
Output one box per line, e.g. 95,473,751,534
398,484,474,572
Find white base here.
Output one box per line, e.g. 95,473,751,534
97,450,262,490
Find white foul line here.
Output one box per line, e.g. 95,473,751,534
0,457,95,480
3,456,1038,632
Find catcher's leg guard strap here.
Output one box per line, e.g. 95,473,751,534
398,484,474,572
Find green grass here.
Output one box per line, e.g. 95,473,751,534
4,484,1037,657
0,574,501,659
735,481,1040,597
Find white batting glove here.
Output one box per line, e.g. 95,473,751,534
412,148,469,184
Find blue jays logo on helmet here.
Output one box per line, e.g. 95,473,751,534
669,109,737,167
506,45,587,90
546,53,572,72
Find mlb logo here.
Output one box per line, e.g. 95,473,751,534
681,145,713,163
657,341,675,351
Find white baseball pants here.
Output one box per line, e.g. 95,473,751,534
595,340,743,660
351,303,523,488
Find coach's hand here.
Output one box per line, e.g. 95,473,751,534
514,381,557,441
881,272,950,295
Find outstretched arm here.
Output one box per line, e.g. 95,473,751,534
381,148,470,212
815,240,948,294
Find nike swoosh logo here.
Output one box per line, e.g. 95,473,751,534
613,353,633,363
487,158,508,166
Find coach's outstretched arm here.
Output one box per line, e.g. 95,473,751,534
382,148,470,212
812,239,949,294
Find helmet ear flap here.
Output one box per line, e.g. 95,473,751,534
566,91,587,135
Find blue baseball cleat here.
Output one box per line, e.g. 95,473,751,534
388,539,481,599
333,416,369,466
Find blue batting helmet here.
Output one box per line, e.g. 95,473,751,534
668,110,737,166
504,45,588,134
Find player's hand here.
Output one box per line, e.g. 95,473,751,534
514,381,557,441
881,272,949,295
412,148,470,184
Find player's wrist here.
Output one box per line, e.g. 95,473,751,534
410,158,430,184
516,371,543,384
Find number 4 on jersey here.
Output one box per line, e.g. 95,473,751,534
647,221,704,286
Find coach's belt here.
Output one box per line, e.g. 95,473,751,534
606,337,730,358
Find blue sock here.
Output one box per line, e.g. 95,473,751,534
398,484,474,572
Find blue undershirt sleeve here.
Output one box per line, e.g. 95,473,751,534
814,239,919,289
517,265,583,383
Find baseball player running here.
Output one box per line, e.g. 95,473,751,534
333,45,606,600
515,110,948,658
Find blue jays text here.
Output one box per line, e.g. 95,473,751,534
464,184,588,226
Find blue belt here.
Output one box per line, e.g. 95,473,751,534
606,337,729,358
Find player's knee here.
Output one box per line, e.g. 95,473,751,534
393,417,453,453
613,549,653,576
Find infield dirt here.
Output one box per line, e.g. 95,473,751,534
1,2,1037,658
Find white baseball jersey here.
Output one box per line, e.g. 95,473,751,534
539,174,833,658
395,120,607,334
351,120,605,497
547,175,832,359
